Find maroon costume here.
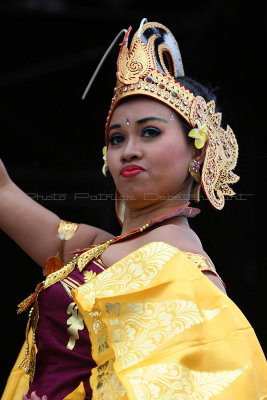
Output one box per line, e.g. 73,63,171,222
27,259,106,399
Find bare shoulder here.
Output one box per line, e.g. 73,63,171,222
64,223,114,263
147,224,226,294
147,223,204,255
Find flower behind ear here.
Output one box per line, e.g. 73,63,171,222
188,121,208,149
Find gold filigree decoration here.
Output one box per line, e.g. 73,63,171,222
106,22,239,210
193,98,240,209
103,300,223,370
182,251,214,272
77,243,110,272
129,363,248,399
77,242,178,306
66,302,85,350
18,301,40,382
83,269,97,282
89,308,109,355
91,358,127,400
182,251,224,284
105,300,216,369
43,259,76,289
117,28,152,84
18,253,80,380
57,219,78,241
76,242,178,363
17,260,77,381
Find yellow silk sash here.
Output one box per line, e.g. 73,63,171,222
73,241,267,400
1,332,32,400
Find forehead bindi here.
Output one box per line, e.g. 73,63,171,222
108,116,169,134
109,97,184,135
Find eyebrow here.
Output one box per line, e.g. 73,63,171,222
108,123,121,134
136,117,168,124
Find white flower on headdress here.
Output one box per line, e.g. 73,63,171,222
188,121,208,149
102,145,108,177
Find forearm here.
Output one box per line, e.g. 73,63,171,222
0,177,62,268
0,160,110,268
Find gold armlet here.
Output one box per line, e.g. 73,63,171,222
57,219,79,241
183,251,224,284
45,220,78,277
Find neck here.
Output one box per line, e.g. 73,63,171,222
120,199,189,235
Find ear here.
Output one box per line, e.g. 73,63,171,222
191,140,208,166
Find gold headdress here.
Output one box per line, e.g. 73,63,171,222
105,20,239,210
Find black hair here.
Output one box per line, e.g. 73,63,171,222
177,76,218,106
175,75,220,139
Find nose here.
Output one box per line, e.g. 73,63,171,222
120,137,143,162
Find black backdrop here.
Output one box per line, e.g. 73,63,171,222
1,0,266,393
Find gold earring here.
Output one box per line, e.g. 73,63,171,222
189,159,201,183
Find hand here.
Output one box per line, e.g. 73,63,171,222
23,392,48,400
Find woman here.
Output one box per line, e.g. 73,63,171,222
2,21,266,399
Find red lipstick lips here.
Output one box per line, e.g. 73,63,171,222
120,165,145,177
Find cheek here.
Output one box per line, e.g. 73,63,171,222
170,146,187,164
106,151,116,177
156,141,191,171
106,149,115,166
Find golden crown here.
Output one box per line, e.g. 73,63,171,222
105,21,239,210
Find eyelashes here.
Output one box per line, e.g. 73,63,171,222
142,126,161,137
108,126,162,146
108,132,124,146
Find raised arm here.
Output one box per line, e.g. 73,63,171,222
0,159,113,268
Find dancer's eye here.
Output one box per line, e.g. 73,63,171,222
141,126,161,137
108,133,124,145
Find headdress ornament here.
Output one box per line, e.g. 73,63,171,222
105,20,239,210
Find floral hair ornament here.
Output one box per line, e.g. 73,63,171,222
102,145,108,177
188,121,208,149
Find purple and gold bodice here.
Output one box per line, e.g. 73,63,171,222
27,258,106,399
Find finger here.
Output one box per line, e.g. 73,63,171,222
22,394,30,400
30,392,41,400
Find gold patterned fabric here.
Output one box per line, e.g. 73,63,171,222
72,242,267,400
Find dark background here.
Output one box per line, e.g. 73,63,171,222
0,0,266,393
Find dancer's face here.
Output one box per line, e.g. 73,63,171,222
107,96,196,208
